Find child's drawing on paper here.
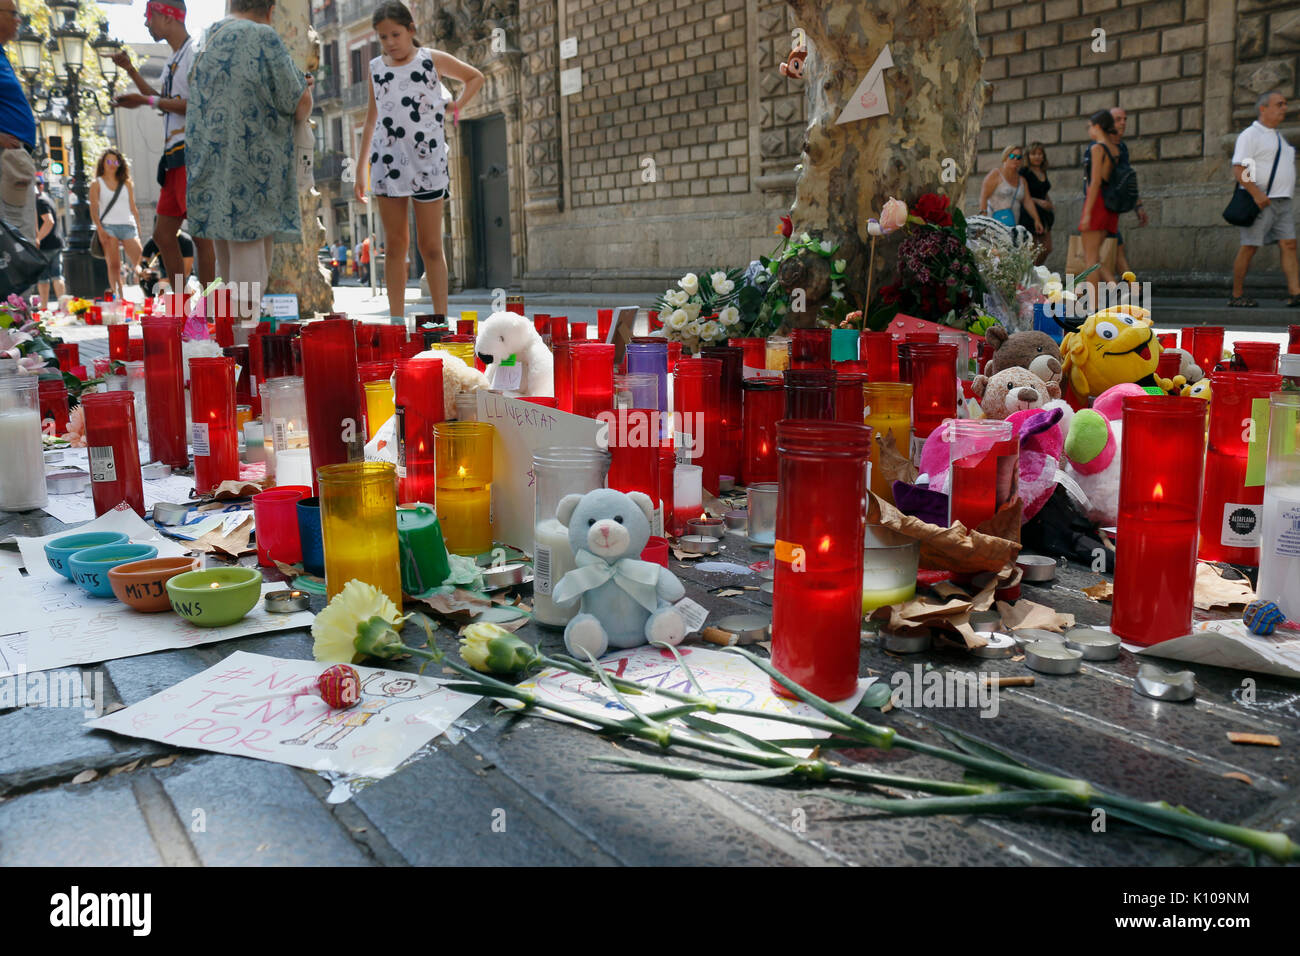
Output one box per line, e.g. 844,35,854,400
279,672,440,750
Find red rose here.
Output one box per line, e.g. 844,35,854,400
880,283,901,305
914,193,953,227
779,215,793,238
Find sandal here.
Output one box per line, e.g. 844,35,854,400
1287,295,1300,308
1227,296,1259,307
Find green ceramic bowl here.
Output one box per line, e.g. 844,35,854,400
166,567,264,627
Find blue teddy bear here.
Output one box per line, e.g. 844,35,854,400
551,488,687,658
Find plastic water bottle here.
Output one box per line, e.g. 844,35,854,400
1257,392,1300,620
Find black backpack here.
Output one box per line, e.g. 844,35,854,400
1103,144,1139,213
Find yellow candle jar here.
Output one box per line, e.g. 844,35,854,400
363,379,396,439
765,335,790,371
430,342,476,368
863,382,913,505
318,461,403,607
433,422,495,555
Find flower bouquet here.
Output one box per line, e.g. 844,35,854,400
653,270,748,352
742,231,852,339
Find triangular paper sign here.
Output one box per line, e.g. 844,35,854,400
836,45,894,124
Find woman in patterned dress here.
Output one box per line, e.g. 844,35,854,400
186,0,312,320
355,1,482,326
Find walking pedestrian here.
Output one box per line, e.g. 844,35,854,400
89,149,145,300
1229,91,1299,308
1020,142,1054,265
34,177,63,302
113,1,215,294
1107,107,1147,277
1078,110,1120,296
0,0,37,240
358,234,370,284
355,0,482,325
979,145,1043,237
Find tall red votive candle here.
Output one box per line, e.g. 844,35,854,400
1289,326,1300,355
1156,332,1177,350
1112,396,1208,646
189,356,239,493
223,345,256,418
261,332,295,381
82,391,144,517
659,441,675,536
700,345,743,481
570,342,616,418
53,343,79,372
835,371,868,424
534,314,550,339
378,325,405,362
108,324,129,362
908,342,958,443
38,378,70,436
729,337,766,371
790,328,832,369
597,309,613,340
1232,340,1279,374
1156,349,1181,381
141,315,188,468
394,356,444,504
897,343,912,383
553,341,574,413
214,312,235,349
570,321,588,341
784,369,836,420
551,316,569,344
608,408,663,533
1198,369,1280,565
1187,326,1225,375
772,420,872,700
666,341,682,373
301,319,364,493
862,331,898,382
947,419,1018,530
674,357,722,494
741,377,783,484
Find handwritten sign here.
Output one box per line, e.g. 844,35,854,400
511,645,873,752
261,294,300,319
836,45,894,125
476,391,604,552
87,651,480,778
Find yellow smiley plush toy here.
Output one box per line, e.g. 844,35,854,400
1060,305,1160,407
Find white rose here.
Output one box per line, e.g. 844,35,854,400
710,271,727,291
666,289,689,308
667,308,689,330
683,301,702,322
719,306,740,326
799,232,812,244
714,277,735,295
701,321,721,341
833,259,847,274
820,240,833,254
679,272,699,295
683,321,701,338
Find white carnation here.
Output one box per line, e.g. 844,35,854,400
719,306,740,326
701,321,721,341
679,272,699,295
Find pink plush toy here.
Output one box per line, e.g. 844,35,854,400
1060,383,1145,526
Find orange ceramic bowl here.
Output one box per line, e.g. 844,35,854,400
108,556,202,612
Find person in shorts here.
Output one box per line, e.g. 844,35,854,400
1230,91,1299,307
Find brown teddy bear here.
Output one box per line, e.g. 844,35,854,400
982,326,1063,386
971,366,1062,420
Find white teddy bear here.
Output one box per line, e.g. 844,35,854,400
363,351,491,463
473,310,554,398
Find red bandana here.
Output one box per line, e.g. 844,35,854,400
147,2,185,22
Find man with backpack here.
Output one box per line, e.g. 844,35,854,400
1107,107,1146,278
1228,91,1298,308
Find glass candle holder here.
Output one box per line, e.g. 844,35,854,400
53,342,79,372
394,356,444,505
864,382,912,504
626,341,668,414
533,447,611,626
671,463,703,538
1187,326,1225,376
301,319,364,493
142,315,189,468
261,332,296,381
939,331,974,380
897,343,913,383
571,342,616,418
433,421,495,555
946,419,1018,531
746,480,777,548
396,502,451,596
666,341,682,374
674,357,722,494
861,331,899,382
318,461,402,607
570,321,589,341
214,312,235,349
831,328,860,363
613,372,658,410
81,391,144,517
784,369,836,421
252,485,311,566
550,316,569,344
260,376,309,485
607,409,662,536
728,336,766,371
108,323,129,362
533,313,551,341
364,379,396,439
377,324,406,362
835,371,868,424
1112,396,1207,646
1156,349,1182,381
456,319,476,337
700,345,744,482
1233,341,1279,374
862,524,920,615
1257,392,1300,620
741,377,784,484
597,308,614,340
189,356,239,493
790,328,832,369
552,341,573,413
38,377,70,436
0,372,46,512
297,496,325,576
1289,325,1300,355
1198,370,1280,566
908,343,958,446
1156,332,1177,350
765,335,791,372
772,420,872,700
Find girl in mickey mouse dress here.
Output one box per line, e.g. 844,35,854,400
356,1,483,326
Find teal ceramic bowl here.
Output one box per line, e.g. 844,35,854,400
68,543,160,598
166,567,264,627
44,531,131,580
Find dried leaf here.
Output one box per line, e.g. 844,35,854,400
1226,732,1281,747
274,559,306,579
995,599,1074,633
1222,772,1254,786
876,430,918,486
418,588,492,621
672,549,706,560
210,479,265,500
151,755,178,768
1082,581,1113,602
71,769,98,784
1194,564,1256,611
867,492,1021,576
191,513,255,558
715,588,745,598
108,759,141,776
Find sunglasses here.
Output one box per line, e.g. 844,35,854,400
1007,153,1022,160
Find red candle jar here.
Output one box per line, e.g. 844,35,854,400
835,371,868,424
784,369,836,420
946,419,1018,530
1289,325,1300,355
1156,349,1182,382
519,396,558,407
552,341,574,413
908,343,958,442
699,345,743,480
533,314,550,338
897,343,912,383
861,331,899,382
189,356,239,493
81,391,144,517
127,338,145,362
378,324,406,362
141,316,189,469
261,332,295,381
1198,369,1280,565
358,360,394,385
38,378,70,436
741,377,783,484
570,343,616,418
570,321,588,341
772,420,872,700
399,336,424,359
1113,396,1207,646
659,441,675,536
506,296,525,315
53,342,79,372
355,322,378,363
597,309,614,340
908,331,940,344
666,341,682,373
674,357,722,494
550,316,569,344
728,336,765,371
1232,340,1279,374
455,319,475,336
1187,326,1225,375
1156,332,1177,350
214,313,235,349
223,345,257,418
252,485,311,566
301,318,364,493
608,408,663,529
977,339,996,375
790,328,832,369
108,324,129,362
394,356,444,504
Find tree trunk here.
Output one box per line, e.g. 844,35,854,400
268,0,333,318
782,0,986,327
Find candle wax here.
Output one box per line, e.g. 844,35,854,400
0,408,47,511
866,413,909,502
533,516,579,626
436,484,492,555
1112,505,1198,646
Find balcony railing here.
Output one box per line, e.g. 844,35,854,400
339,0,369,25
343,81,369,110
313,74,340,103
311,2,337,27
315,153,346,183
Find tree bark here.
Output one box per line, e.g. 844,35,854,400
782,0,986,326
268,0,333,318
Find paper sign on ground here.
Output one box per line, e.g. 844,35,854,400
476,391,604,552
836,45,893,124
511,644,873,751
0,567,312,677
40,472,202,525
14,506,191,580
1136,621,1300,681
87,651,480,778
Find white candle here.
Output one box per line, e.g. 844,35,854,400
276,447,314,487
533,516,579,626
0,408,49,511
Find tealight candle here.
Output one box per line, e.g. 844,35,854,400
264,589,311,613
687,515,724,537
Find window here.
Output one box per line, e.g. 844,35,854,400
350,47,363,85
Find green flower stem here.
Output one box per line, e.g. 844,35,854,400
1095,794,1298,863
822,789,1082,817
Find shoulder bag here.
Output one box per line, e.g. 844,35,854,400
90,180,125,259
1223,133,1282,228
